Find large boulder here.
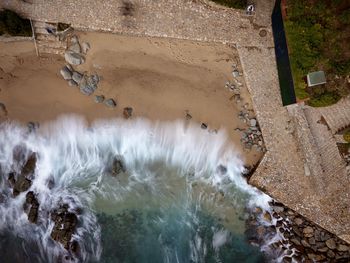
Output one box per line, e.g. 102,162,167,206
64,51,85,65
60,66,72,80
25,191,39,224
79,74,99,95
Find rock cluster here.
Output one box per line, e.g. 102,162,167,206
50,204,79,252
247,201,350,262
6,146,80,255
227,65,266,153
64,35,87,65
123,107,133,119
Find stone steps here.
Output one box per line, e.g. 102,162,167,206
32,20,67,56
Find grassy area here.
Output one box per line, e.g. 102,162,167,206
209,0,247,9
0,9,32,37
285,0,350,106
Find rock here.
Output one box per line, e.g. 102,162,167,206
64,51,85,65
337,244,349,252
60,66,72,80
291,238,301,246
294,217,303,225
317,246,328,253
232,70,239,78
216,164,227,175
68,42,81,54
70,35,79,44
308,237,316,245
72,71,83,84
273,205,284,213
325,238,336,250
81,42,90,54
104,98,117,108
123,107,133,119
25,191,39,224
13,175,32,196
250,119,257,127
50,204,78,250
8,172,16,187
79,74,99,95
111,158,126,176
301,239,310,247
68,80,78,87
303,226,314,237
327,250,335,258
263,211,272,222
27,121,39,133
0,102,7,117
201,123,208,129
94,95,105,103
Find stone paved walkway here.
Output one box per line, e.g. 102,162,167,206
2,0,349,243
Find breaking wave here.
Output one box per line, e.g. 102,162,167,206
0,115,272,262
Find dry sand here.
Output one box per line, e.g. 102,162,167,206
0,32,262,165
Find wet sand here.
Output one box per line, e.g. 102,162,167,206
0,32,262,165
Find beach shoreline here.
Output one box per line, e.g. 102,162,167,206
0,32,263,166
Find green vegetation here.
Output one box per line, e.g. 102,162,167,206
285,0,350,106
0,9,32,37
209,0,246,9
344,131,350,143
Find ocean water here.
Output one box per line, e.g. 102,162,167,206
0,116,272,263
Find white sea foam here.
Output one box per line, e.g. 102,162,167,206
0,115,272,262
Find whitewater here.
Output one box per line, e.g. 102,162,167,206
0,116,273,263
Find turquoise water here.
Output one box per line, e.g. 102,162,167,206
0,117,269,262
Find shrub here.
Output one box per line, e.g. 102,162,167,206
0,9,32,37
307,91,340,107
344,131,350,143
209,0,247,9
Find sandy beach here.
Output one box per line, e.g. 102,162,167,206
0,32,262,165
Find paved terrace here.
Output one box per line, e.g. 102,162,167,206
2,0,349,243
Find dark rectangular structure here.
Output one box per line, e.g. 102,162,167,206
271,0,296,106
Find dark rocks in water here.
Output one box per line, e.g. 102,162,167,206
50,204,78,250
201,123,208,129
123,107,133,119
21,152,37,178
216,164,227,175
110,157,126,176
10,152,37,196
27,122,39,133
13,174,32,197
94,95,105,103
8,172,16,187
25,191,39,224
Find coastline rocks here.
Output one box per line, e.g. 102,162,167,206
249,200,350,262
50,204,78,250
201,123,208,129
60,66,72,80
64,50,85,65
27,121,39,133
104,98,116,108
94,95,105,103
